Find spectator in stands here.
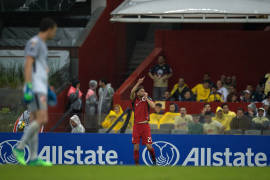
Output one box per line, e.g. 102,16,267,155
262,97,270,119
207,86,223,102
188,116,203,134
212,107,231,131
222,103,236,125
217,80,229,101
203,112,224,134
192,80,210,102
202,73,214,87
246,85,255,98
220,74,226,84
162,91,173,101
227,92,239,103
148,55,173,100
252,108,270,130
70,115,85,133
224,76,233,90
182,90,196,102
98,79,114,125
170,78,189,101
264,73,270,95
231,75,237,87
85,80,98,129
174,107,193,130
230,108,251,130
149,103,164,126
67,80,83,116
240,90,253,103
253,84,266,102
199,103,214,123
159,103,180,125
245,103,257,120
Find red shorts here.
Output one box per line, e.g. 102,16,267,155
132,123,152,145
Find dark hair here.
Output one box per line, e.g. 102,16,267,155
221,103,228,108
204,103,210,107
40,18,56,32
100,79,108,85
237,108,244,112
205,111,212,116
72,80,80,88
203,80,210,84
155,103,162,107
135,85,144,94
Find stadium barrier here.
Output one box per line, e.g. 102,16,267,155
0,133,270,166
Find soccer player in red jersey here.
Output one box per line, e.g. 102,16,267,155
130,77,156,165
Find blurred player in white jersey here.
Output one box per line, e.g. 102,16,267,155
13,18,57,166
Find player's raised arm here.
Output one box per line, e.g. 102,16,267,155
144,92,155,109
130,77,145,100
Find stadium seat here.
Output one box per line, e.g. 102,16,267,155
149,124,158,130
244,130,262,135
159,123,175,130
262,130,270,135
171,129,188,134
151,129,171,134
224,130,243,135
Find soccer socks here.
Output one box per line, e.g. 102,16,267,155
29,130,39,161
148,148,156,165
17,121,40,150
134,150,139,165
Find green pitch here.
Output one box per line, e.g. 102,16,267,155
1,165,269,180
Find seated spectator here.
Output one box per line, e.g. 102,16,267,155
231,76,237,87
230,108,251,130
207,86,223,102
203,112,224,135
264,73,270,95
212,107,231,131
70,115,85,133
253,83,266,102
245,103,257,120
246,85,255,99
220,74,226,84
162,91,173,101
67,80,83,116
174,107,193,130
148,55,173,100
149,103,164,126
182,90,196,101
227,92,239,103
192,80,210,102
240,90,253,103
188,116,203,134
159,103,180,125
252,108,270,130
170,78,190,101
216,80,229,101
224,76,233,90
222,103,236,124
199,103,214,123
98,79,115,125
262,97,270,119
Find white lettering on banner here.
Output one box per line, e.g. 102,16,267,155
182,148,268,167
38,146,118,165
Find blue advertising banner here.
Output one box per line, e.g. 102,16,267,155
0,133,270,166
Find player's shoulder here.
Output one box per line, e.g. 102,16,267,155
27,36,40,47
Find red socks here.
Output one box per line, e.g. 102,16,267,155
148,148,156,164
134,150,139,165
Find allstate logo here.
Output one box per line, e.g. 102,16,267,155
0,140,30,164
142,141,180,166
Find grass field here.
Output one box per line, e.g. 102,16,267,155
0,165,270,180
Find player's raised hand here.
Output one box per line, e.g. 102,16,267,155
138,77,145,84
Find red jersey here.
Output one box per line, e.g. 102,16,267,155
132,97,150,124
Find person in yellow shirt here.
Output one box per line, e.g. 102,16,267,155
149,103,164,126
264,73,270,95
175,107,193,130
207,86,223,102
212,107,231,131
203,112,224,134
192,80,210,102
159,103,180,126
221,103,236,125
102,104,132,132
252,108,270,130
170,78,190,101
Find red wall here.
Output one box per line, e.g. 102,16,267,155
78,0,126,94
155,30,270,91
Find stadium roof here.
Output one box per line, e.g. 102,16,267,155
111,0,270,23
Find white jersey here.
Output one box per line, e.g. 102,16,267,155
24,35,48,95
